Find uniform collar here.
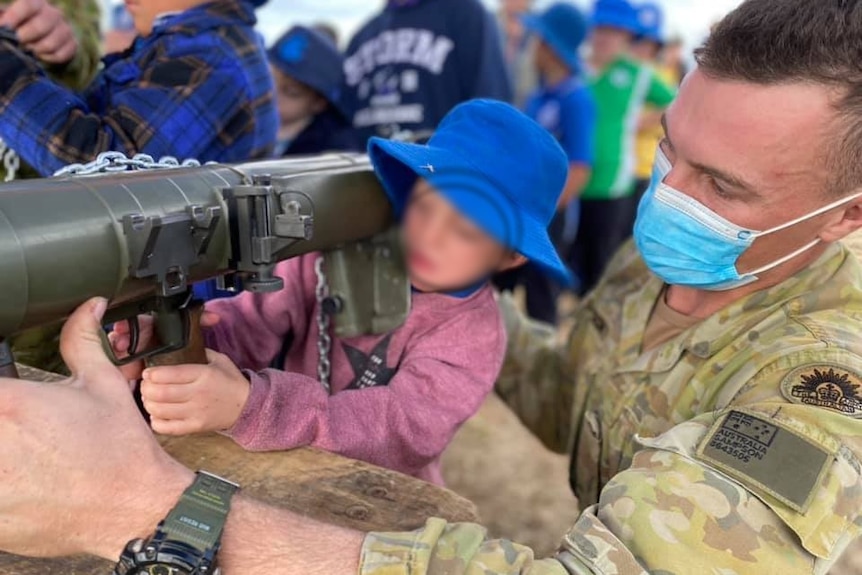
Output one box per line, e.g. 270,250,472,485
602,243,854,374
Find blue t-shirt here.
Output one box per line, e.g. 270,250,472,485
525,76,596,166
342,0,513,144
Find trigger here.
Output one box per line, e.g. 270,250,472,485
127,317,141,357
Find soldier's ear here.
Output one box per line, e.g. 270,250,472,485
820,195,862,243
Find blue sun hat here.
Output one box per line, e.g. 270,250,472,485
521,2,589,75
592,0,640,34
635,2,665,45
367,99,573,286
268,26,346,117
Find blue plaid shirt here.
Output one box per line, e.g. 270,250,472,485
0,0,277,176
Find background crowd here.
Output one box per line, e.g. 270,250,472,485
0,0,688,329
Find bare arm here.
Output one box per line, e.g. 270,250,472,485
558,163,591,210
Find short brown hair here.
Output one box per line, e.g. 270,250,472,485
695,0,862,196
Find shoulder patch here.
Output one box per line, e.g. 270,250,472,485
695,410,833,513
780,364,862,419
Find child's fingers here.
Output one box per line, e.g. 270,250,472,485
118,361,144,382
200,311,220,328
107,331,130,354
143,400,191,421
142,364,205,385
140,379,195,403
150,417,197,436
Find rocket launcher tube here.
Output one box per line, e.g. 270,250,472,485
0,154,394,364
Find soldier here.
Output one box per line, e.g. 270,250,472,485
1,0,862,572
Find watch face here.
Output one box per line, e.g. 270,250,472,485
137,566,190,575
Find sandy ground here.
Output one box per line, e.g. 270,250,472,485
440,231,862,573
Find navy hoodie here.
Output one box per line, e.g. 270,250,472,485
342,0,513,144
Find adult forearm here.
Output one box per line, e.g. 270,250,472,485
88,462,363,574
219,498,363,574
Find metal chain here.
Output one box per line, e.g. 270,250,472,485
53,151,205,177
0,137,19,182
314,255,333,394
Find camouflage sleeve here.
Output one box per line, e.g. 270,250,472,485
45,0,101,90
360,518,574,575
494,293,575,453
363,347,862,575
360,404,861,575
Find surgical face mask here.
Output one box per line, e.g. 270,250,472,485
634,149,862,291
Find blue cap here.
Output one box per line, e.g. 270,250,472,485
368,100,574,286
635,2,665,44
522,3,588,75
268,26,346,116
592,0,639,34
249,0,269,6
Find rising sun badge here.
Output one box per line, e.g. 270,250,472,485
780,364,862,419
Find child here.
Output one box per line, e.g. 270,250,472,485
268,25,359,156
0,0,276,176
495,2,596,324
116,100,573,484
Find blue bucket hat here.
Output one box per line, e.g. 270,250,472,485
268,26,346,117
367,100,573,286
522,3,588,75
592,0,639,34
635,2,665,44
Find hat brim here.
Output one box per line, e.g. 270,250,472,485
368,137,574,286
521,14,584,76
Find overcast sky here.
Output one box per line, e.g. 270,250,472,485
251,0,743,50
104,0,743,52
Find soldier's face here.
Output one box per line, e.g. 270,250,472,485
402,181,526,293
658,69,862,281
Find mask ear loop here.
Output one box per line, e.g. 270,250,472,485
743,191,862,276
755,191,862,238
746,238,822,277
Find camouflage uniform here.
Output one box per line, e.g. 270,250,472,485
361,240,862,574
5,0,101,371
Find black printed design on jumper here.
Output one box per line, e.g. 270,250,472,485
343,334,397,390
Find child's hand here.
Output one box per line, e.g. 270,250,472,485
109,311,221,380
140,349,250,436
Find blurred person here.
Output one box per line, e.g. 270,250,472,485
499,0,538,107
269,25,358,156
495,2,596,324
0,0,276,178
632,2,680,203
0,0,100,182
342,0,513,144
569,0,675,295
102,3,136,54
312,21,339,47
662,36,689,83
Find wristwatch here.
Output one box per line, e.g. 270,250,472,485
114,471,239,575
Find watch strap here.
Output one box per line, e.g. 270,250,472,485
160,471,239,553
